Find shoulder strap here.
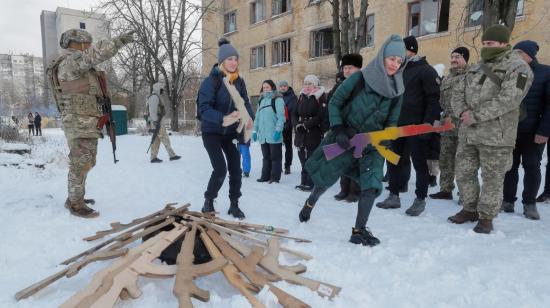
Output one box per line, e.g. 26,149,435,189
271,97,277,113
479,63,503,88
349,76,365,102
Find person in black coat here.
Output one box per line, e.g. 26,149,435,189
278,80,297,175
330,53,363,202
292,74,327,191
377,35,442,216
197,38,254,219
34,112,42,136
502,40,550,218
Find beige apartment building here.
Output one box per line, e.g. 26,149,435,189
201,0,550,105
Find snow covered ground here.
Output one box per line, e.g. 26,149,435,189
1,128,550,308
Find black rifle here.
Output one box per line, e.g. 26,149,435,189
147,114,163,154
96,72,119,163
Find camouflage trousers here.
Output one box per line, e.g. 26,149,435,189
68,138,98,203
456,141,513,219
151,125,176,160
439,135,459,192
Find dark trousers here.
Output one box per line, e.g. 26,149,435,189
503,134,546,204
544,143,550,193
298,143,319,187
28,125,34,136
283,127,293,168
388,136,430,199
35,125,42,136
260,143,283,181
339,176,360,196
202,133,242,201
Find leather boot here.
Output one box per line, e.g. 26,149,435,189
473,219,493,234
228,200,245,220
299,200,314,222
447,209,478,224
64,199,99,218
201,198,215,213
429,191,453,200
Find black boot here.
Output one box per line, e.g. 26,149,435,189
536,191,550,203
429,175,437,187
334,191,348,201
299,200,314,222
201,198,215,213
228,200,245,220
349,227,380,246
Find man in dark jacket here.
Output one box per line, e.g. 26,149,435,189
330,53,363,203
377,35,442,216
278,80,297,175
501,40,550,219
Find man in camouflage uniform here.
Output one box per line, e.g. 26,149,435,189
448,25,533,233
147,82,180,163
48,29,134,218
429,47,470,201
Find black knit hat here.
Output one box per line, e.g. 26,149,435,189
403,35,418,53
452,46,470,62
481,24,511,43
340,53,363,68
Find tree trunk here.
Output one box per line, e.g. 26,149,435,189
332,0,342,69
482,0,518,32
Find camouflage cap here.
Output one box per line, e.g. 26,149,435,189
59,29,93,49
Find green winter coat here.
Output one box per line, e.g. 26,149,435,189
305,71,402,195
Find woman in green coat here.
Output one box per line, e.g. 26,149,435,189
298,34,408,247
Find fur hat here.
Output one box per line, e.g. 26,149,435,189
341,53,363,68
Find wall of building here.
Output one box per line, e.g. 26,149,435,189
202,0,550,102
0,54,45,115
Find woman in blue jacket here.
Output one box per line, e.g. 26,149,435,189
197,38,254,219
253,80,286,183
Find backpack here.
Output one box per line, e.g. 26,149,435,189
270,98,289,120
196,74,222,121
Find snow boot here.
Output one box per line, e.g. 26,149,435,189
523,203,540,220
257,178,269,183
429,175,437,187
64,199,99,218
376,194,401,209
501,201,515,213
349,227,380,247
284,166,291,175
169,155,181,161
228,200,245,220
448,209,478,224
201,198,215,213
151,157,163,163
299,200,314,222
405,198,426,216
536,191,550,203
473,219,493,234
334,191,347,201
345,193,359,203
429,191,453,200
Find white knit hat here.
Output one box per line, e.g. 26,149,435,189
303,74,320,86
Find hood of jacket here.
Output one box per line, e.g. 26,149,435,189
152,82,164,95
300,86,326,99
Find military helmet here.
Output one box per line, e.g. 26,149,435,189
59,29,93,49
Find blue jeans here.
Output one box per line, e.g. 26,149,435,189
239,144,251,174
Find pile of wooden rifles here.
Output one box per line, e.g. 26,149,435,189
15,203,341,307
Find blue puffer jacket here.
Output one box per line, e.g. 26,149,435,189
198,65,253,135
518,60,550,137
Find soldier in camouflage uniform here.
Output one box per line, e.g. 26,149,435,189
147,82,180,163
448,25,533,233
429,47,470,201
48,29,134,218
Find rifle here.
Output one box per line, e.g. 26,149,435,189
146,115,163,154
96,71,118,163
323,119,454,165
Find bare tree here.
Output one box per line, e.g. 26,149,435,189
482,0,520,32
98,0,216,131
330,0,369,69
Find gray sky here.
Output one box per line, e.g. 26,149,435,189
0,0,100,56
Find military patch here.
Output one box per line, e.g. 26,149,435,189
516,73,528,90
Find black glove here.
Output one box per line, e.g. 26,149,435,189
333,125,356,150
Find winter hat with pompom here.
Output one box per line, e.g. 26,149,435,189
217,38,239,64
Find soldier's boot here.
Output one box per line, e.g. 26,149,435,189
349,227,380,247
536,191,550,203
64,199,99,218
501,201,515,213
429,191,453,200
169,155,181,161
473,219,493,234
299,200,315,223
376,194,401,209
227,200,245,220
345,193,359,203
151,158,163,163
523,203,540,220
405,198,426,216
448,210,479,224
201,198,215,214
84,199,95,205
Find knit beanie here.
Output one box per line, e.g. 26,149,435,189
403,35,418,53
384,35,407,59
277,80,289,87
452,46,470,62
303,75,320,86
481,24,511,43
513,40,539,60
217,38,239,63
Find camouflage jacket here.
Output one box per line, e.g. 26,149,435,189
52,38,127,140
451,50,534,147
439,66,468,137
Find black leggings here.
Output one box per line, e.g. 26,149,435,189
202,133,242,201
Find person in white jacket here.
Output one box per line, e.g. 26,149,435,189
147,82,180,163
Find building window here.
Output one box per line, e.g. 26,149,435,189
310,28,333,58
79,22,86,29
365,14,375,47
273,0,290,16
250,45,265,69
467,0,524,27
407,0,450,37
224,11,237,33
272,38,291,64
250,0,265,24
